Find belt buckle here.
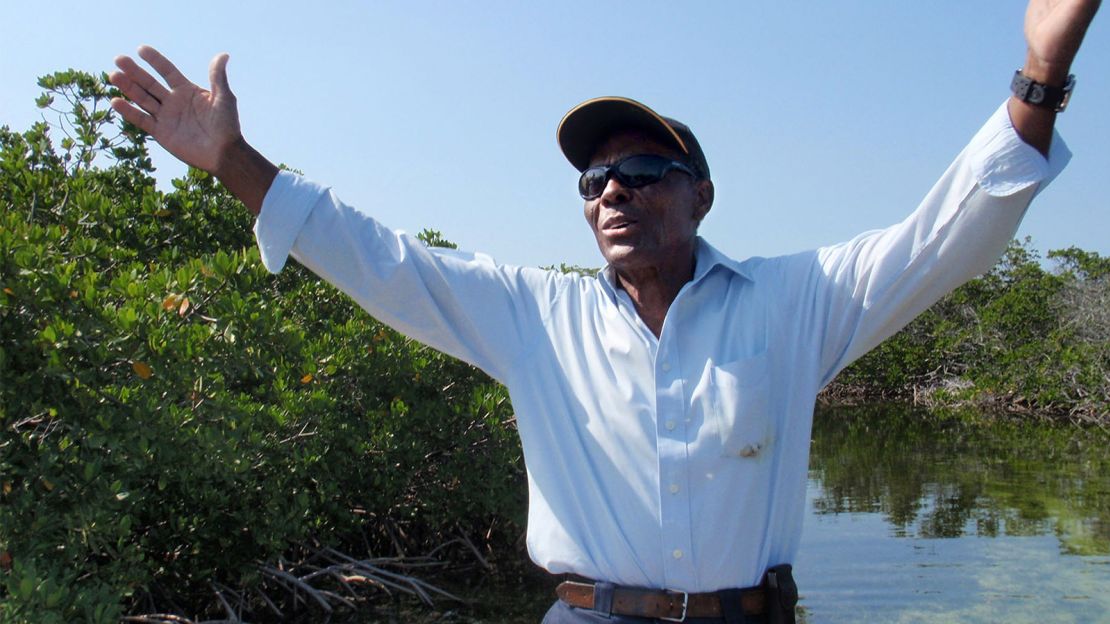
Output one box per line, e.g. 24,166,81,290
659,590,688,622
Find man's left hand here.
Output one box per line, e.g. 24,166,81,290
1023,0,1101,83
1009,0,1100,154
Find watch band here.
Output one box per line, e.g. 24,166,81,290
1011,70,1075,112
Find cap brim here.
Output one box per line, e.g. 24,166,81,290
557,97,690,172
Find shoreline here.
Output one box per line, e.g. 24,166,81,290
817,381,1109,426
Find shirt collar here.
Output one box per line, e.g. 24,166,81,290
597,236,753,299
692,237,752,284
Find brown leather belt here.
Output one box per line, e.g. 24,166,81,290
555,580,766,621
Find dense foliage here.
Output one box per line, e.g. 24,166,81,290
828,239,1110,420
1,71,522,623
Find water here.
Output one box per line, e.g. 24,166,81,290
438,404,1110,623
796,405,1110,623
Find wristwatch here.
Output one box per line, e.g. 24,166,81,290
1011,70,1075,112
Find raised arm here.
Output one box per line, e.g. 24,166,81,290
109,46,277,215
1009,0,1100,155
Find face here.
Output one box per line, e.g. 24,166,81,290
583,130,713,277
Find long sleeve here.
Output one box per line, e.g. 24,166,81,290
252,172,562,384
812,101,1071,386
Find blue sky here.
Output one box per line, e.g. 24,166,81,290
2,1,1107,269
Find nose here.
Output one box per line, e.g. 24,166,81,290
599,175,632,206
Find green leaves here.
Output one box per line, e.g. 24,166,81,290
834,238,1110,419
3,67,525,622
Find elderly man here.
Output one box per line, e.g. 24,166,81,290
111,1,1099,622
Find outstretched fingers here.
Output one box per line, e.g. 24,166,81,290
109,54,161,134
109,63,162,116
112,54,170,103
110,97,156,135
138,45,191,89
107,45,197,137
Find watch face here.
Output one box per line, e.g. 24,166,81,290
1011,70,1074,112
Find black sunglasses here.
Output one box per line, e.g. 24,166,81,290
578,154,697,200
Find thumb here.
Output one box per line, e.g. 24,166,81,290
209,53,234,98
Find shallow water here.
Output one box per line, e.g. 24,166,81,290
426,405,1110,623
796,405,1110,623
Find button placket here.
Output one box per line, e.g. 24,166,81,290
655,335,695,588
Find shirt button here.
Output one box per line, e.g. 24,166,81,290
669,484,680,494
665,420,676,431
661,361,672,372
672,549,683,559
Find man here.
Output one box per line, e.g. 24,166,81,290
110,1,1099,621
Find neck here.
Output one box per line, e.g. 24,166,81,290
614,249,697,338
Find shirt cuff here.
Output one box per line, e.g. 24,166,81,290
252,170,329,273
969,99,1071,197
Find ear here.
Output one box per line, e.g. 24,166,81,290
692,179,714,223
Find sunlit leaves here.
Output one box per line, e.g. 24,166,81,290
0,68,528,623
833,238,1110,420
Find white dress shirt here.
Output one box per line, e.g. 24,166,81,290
254,101,1068,592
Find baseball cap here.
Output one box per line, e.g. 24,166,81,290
557,96,710,180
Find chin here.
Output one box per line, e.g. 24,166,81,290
603,247,653,271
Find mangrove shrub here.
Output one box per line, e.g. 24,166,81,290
0,71,523,623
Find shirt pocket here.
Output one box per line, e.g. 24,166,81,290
710,353,773,459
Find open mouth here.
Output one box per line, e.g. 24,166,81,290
602,217,638,232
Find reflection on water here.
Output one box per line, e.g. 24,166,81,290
797,405,1110,623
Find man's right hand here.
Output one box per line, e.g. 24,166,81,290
110,46,277,216
110,46,239,175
